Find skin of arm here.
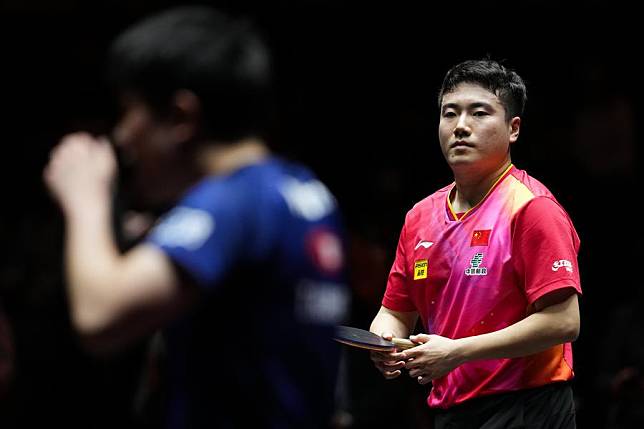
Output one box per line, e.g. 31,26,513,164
44,133,196,354
403,288,580,384
369,306,418,379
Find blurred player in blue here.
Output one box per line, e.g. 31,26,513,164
43,6,349,428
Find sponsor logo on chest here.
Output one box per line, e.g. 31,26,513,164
465,252,488,276
414,259,428,280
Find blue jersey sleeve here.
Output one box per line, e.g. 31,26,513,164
147,182,248,289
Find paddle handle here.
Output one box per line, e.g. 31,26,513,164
391,338,417,350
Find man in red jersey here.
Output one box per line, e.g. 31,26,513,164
370,59,581,428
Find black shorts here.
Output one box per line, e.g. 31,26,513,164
434,382,576,429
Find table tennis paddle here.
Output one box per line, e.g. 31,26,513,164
334,325,417,351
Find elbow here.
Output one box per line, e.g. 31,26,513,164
564,302,581,343
70,305,122,356
561,317,580,343
567,323,580,343
539,291,580,343
71,299,112,336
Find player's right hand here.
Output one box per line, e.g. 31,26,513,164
369,332,406,379
44,132,117,213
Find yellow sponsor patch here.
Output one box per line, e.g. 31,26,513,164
414,259,428,280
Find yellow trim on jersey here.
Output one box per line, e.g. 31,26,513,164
447,163,514,221
506,176,537,215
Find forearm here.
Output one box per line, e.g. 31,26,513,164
455,294,579,363
370,307,417,338
44,134,175,347
64,192,123,332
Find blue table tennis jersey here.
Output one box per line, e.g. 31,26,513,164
148,157,349,428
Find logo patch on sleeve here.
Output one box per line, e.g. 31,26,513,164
414,259,428,280
552,259,573,272
150,207,215,250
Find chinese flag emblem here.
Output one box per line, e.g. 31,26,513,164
471,229,491,246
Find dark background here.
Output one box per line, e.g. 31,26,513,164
0,1,640,427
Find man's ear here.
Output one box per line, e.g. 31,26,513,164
509,116,521,144
169,89,201,144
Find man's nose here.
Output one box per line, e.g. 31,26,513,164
453,113,471,139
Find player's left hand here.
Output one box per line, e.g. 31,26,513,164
401,334,464,385
44,132,117,213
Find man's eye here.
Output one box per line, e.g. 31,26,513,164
442,111,457,118
473,111,489,117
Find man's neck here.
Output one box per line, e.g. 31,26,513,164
197,137,271,176
450,160,512,213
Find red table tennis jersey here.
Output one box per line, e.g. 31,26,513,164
383,165,581,409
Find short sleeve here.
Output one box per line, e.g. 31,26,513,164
382,223,417,312
147,183,247,290
512,197,582,305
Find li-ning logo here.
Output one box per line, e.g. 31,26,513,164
465,253,488,276
552,260,573,273
414,240,434,251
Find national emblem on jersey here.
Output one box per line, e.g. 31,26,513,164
465,252,488,276
414,259,428,280
470,229,491,246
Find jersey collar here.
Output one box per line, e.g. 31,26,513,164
446,164,515,222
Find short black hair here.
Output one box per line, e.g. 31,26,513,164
108,6,272,141
438,59,527,120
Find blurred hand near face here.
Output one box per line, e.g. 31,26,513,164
44,132,117,213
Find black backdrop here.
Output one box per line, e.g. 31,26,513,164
0,1,640,427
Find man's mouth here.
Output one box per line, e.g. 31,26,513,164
451,141,473,149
